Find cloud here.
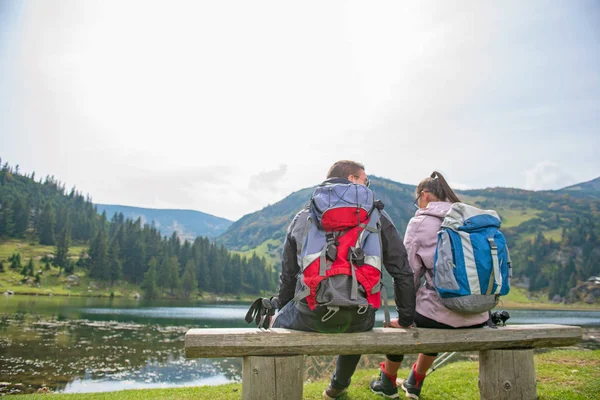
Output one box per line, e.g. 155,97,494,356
524,162,577,190
249,164,288,191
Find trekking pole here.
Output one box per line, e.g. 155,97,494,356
426,352,456,376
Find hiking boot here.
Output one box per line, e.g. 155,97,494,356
400,368,424,399
369,362,399,398
322,383,347,399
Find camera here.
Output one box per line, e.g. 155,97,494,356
490,310,510,326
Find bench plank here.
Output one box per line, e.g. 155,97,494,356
185,324,581,358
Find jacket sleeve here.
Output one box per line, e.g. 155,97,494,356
404,218,426,290
380,214,416,327
277,219,301,308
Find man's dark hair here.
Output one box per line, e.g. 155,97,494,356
326,160,365,179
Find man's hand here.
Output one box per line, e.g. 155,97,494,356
383,317,411,329
245,297,280,329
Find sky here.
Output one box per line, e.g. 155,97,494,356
1,1,599,221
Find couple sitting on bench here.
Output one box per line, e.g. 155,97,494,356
247,160,511,399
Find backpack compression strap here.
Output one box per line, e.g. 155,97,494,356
486,238,503,295
348,208,382,300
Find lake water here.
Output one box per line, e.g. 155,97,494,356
1,295,599,395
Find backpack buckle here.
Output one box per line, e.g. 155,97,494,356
325,243,338,261
357,305,368,315
348,247,365,266
325,233,339,261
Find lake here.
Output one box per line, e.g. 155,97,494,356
1,295,599,395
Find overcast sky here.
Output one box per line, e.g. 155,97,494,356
1,1,599,220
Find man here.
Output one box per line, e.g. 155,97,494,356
270,160,416,399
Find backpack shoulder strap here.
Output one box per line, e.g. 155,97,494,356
359,207,381,233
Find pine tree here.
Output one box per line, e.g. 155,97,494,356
194,238,210,291
182,260,197,298
88,227,109,280
21,258,34,277
230,253,242,293
9,253,22,270
0,199,15,237
157,254,171,290
54,213,71,275
568,273,577,291
167,256,182,296
142,257,159,299
39,202,56,245
12,196,29,236
107,239,123,286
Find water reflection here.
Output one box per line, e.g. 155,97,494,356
1,295,599,395
0,315,241,395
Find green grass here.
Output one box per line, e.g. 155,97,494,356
234,238,282,267
521,228,563,242
0,239,271,300
10,350,600,399
495,207,542,228
0,239,86,262
0,239,151,298
500,287,599,310
0,264,142,297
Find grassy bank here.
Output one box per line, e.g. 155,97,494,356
499,287,600,310
10,350,600,400
0,240,263,302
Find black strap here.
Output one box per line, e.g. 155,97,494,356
245,298,262,324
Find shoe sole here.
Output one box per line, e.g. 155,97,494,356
369,387,399,399
396,379,419,400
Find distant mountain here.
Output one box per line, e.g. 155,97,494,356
216,176,600,301
95,204,232,240
215,176,417,259
560,176,600,197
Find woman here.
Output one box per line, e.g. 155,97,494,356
370,171,488,400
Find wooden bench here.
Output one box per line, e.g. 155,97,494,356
185,324,581,400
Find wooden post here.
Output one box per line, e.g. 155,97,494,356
242,355,304,400
479,349,536,400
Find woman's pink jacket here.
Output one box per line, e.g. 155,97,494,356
404,201,489,327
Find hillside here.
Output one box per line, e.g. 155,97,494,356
560,176,600,198
0,162,275,298
95,204,232,240
217,176,600,301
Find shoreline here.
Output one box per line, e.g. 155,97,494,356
1,290,261,303
3,291,600,311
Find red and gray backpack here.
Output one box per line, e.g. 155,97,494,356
293,182,388,324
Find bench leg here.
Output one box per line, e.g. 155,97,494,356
479,349,536,400
242,355,304,400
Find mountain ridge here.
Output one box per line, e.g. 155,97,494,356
95,204,232,240
215,175,600,301
559,176,600,196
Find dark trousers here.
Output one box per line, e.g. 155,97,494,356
273,301,402,389
413,312,488,357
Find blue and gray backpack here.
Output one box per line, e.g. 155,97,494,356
433,203,512,314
